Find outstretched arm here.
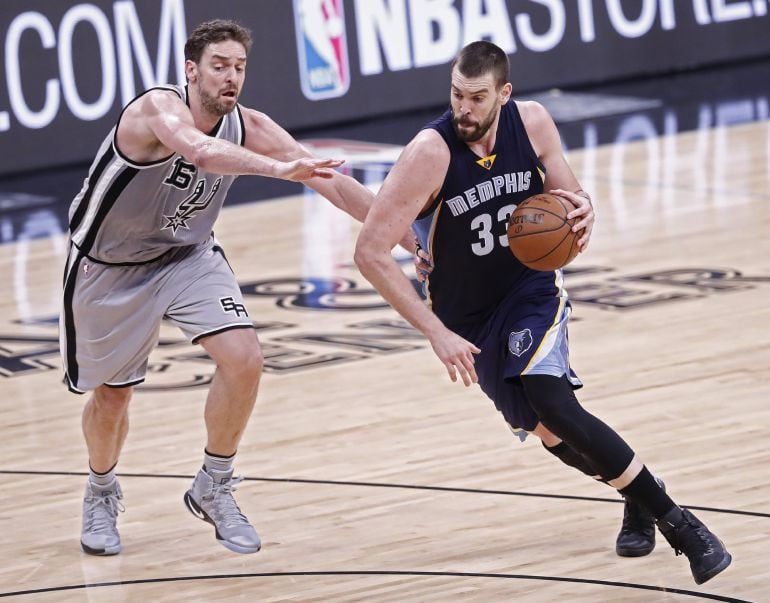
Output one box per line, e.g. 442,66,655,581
354,130,480,386
117,90,341,181
240,106,417,252
518,100,596,250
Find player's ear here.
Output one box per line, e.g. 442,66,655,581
499,82,512,104
185,60,198,83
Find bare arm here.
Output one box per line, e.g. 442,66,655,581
354,130,480,386
241,107,417,252
116,90,341,181
518,100,596,250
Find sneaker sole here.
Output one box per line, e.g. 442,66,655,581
183,491,261,554
218,537,262,554
616,541,655,557
81,541,122,556
694,550,732,585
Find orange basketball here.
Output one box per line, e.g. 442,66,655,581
507,193,581,271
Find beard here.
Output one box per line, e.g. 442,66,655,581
198,83,237,117
451,105,498,142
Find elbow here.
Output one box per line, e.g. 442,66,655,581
353,240,369,274
354,238,379,276
188,139,216,170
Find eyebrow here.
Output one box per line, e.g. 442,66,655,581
210,54,247,62
452,85,489,95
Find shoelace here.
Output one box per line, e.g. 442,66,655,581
671,518,715,557
683,521,716,556
84,494,125,534
205,476,249,527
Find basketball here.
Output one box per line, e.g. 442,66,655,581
507,193,581,271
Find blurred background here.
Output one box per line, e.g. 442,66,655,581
2,0,770,246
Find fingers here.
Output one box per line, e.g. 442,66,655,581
416,248,432,263
310,168,337,179
413,245,434,282
444,360,477,386
414,248,434,280
549,188,595,251
549,189,589,219
415,258,432,276
442,344,480,387
576,223,593,250
298,158,345,181
315,158,344,169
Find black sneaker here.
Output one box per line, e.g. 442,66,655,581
615,477,664,557
657,508,732,585
616,498,656,557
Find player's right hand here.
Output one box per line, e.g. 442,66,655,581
279,157,344,181
430,329,480,386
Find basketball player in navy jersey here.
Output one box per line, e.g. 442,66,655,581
355,41,731,585
62,19,415,557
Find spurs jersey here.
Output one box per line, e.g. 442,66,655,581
68,84,245,264
414,100,559,333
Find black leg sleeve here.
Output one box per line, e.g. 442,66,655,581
521,374,635,481
542,440,607,482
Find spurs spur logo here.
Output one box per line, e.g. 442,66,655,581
161,165,222,235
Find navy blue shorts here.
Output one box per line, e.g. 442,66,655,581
463,271,582,435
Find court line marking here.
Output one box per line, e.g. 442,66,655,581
0,570,751,602
1,470,767,519
0,470,753,600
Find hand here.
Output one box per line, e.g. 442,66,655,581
277,157,344,182
414,242,434,282
429,327,480,386
550,188,595,251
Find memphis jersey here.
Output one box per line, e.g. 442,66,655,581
67,84,244,264
413,100,558,332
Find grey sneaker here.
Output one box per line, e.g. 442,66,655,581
184,468,261,554
81,479,124,555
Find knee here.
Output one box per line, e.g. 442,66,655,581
220,340,264,382
532,423,561,447
521,374,590,450
241,345,264,381
92,386,132,418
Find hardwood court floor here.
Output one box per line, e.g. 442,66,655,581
0,120,768,602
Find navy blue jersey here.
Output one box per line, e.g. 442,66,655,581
413,100,558,334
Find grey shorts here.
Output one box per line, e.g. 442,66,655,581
61,238,253,393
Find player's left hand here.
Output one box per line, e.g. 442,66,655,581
414,242,433,282
550,188,595,251
279,157,345,181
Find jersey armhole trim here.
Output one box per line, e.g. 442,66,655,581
112,86,181,169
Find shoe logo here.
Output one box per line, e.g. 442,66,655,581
186,496,206,520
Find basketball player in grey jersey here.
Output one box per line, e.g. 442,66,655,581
356,41,731,584
62,19,414,556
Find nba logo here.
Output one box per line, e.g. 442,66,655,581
293,0,350,100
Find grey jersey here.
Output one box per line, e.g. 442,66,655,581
68,84,245,264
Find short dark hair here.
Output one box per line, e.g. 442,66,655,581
451,41,509,89
184,19,253,63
